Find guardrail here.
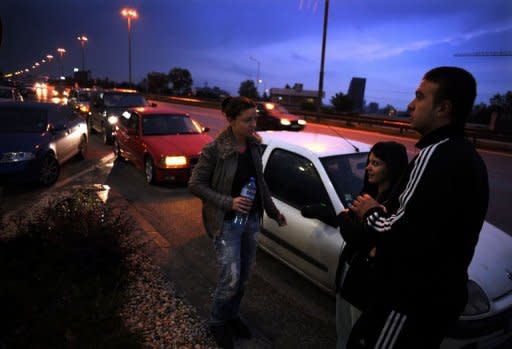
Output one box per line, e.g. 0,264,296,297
146,94,512,145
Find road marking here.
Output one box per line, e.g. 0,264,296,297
53,153,115,189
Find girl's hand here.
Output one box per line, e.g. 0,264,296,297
232,196,252,214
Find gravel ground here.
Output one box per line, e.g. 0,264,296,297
120,248,219,349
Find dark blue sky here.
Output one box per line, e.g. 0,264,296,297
1,0,511,109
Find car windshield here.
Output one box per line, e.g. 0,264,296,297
104,93,147,107
320,153,369,207
0,108,47,133
275,104,289,113
142,114,202,136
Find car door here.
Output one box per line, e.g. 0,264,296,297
261,147,343,291
124,112,143,167
49,108,76,162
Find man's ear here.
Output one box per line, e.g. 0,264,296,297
436,100,453,121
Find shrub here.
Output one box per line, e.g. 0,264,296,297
0,187,142,348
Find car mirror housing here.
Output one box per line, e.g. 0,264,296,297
151,102,157,107
202,127,210,133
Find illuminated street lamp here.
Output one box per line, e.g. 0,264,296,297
77,35,88,71
121,8,138,85
46,54,54,79
249,56,261,96
57,48,66,78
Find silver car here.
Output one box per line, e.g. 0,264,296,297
258,131,512,348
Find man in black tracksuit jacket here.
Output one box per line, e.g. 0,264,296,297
347,67,489,349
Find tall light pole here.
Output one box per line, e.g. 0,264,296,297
46,54,54,79
77,35,88,71
121,8,138,85
317,0,330,110
57,48,66,78
249,56,261,96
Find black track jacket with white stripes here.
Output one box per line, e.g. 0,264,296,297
363,124,489,315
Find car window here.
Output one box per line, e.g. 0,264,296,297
320,153,368,207
0,108,47,133
103,93,147,107
142,114,201,135
264,148,333,211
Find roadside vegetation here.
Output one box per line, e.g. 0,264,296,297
0,188,142,348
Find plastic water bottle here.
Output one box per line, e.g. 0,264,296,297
233,176,257,226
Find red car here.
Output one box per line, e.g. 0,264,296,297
113,106,213,184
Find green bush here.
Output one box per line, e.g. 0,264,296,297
0,188,142,348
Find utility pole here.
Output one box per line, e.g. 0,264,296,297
317,0,330,110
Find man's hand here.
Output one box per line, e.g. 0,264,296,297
350,194,382,220
232,196,252,214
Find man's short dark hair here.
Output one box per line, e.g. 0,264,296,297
223,96,255,120
423,66,477,128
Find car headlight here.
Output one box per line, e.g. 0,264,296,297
462,280,490,316
298,119,307,125
280,118,291,126
162,156,187,168
107,116,119,125
80,105,89,113
0,152,36,163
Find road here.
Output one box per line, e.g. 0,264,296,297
1,100,511,348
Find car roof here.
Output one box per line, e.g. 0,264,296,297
259,131,371,158
0,101,66,111
130,105,189,116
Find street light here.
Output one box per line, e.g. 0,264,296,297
121,8,138,85
46,54,54,79
249,56,261,96
317,0,330,110
57,48,66,78
77,35,88,71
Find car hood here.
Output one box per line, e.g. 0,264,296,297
143,134,212,157
268,111,304,121
0,133,47,153
468,221,512,301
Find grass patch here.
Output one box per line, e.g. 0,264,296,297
0,187,142,348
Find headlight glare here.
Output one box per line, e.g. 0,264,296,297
280,118,291,126
163,156,187,168
462,280,490,316
108,116,119,125
298,119,307,125
0,152,36,163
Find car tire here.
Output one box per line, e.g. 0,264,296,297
113,139,124,161
39,154,60,186
145,156,156,185
77,135,87,160
102,124,113,145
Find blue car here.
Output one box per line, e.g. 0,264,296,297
0,102,88,186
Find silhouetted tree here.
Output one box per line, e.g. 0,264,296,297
147,72,169,94
168,67,193,96
238,80,259,100
196,86,230,99
330,92,353,112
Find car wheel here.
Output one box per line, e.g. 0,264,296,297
113,139,124,161
39,154,60,186
77,135,87,160
102,124,113,145
145,156,156,184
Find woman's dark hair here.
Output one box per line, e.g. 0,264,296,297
362,141,408,204
221,96,255,120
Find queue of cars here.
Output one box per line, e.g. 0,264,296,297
257,131,512,348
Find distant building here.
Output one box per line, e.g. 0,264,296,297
269,83,322,109
347,77,366,112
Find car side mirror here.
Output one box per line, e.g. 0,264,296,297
301,203,338,227
202,127,210,133
151,102,157,107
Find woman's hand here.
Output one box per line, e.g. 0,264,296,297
232,196,252,214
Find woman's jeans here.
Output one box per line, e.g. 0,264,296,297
210,212,260,326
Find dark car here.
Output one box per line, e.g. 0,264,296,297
0,102,88,186
255,102,307,131
89,89,153,145
113,106,212,184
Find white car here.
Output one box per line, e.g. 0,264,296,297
258,131,512,348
